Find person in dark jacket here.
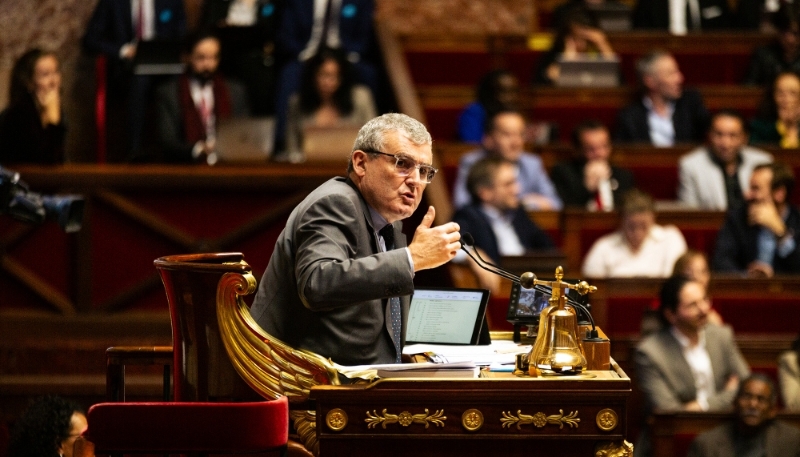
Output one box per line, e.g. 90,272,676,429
615,50,710,146
551,119,634,210
0,49,66,164
713,162,800,276
452,155,555,264
744,4,800,86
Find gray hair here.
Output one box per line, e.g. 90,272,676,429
347,113,432,173
636,49,672,82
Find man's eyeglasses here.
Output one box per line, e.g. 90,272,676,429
363,150,438,183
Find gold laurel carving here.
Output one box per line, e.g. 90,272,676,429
290,410,318,455
596,408,618,432
461,409,484,432
365,408,446,429
595,440,634,457
215,263,378,456
500,409,580,430
326,408,348,432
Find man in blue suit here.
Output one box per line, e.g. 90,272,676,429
83,0,187,161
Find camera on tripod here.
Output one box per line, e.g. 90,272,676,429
0,165,84,233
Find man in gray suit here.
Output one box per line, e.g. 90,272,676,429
678,111,773,210
249,113,461,366
688,374,800,457
635,275,750,456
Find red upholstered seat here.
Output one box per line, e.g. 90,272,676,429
81,397,289,454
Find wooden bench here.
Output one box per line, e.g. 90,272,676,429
420,85,765,141
400,32,773,87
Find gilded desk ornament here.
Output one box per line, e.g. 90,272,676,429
365,408,446,429
461,409,484,432
595,440,634,457
326,408,348,432
596,408,618,432
500,409,580,430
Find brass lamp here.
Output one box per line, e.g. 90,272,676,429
524,267,596,375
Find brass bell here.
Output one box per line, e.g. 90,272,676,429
526,266,595,375
532,305,586,373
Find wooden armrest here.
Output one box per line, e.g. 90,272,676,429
105,346,173,402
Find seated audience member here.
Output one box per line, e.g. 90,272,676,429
712,162,800,276
282,46,376,163
83,0,187,160
453,156,555,264
679,110,773,210
744,5,800,86
458,69,519,143
0,49,65,164
8,395,87,457
453,110,562,211
750,71,800,147
533,7,616,85
551,120,635,210
582,190,687,277
615,50,710,146
632,0,733,34
779,334,800,411
672,250,724,326
200,0,279,116
155,32,247,164
687,374,800,457
635,275,750,457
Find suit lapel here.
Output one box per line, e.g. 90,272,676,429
663,331,698,401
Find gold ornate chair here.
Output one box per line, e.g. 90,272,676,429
209,252,375,456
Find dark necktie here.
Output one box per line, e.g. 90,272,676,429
379,224,402,363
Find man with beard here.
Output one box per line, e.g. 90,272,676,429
615,50,710,146
712,162,800,276
678,110,772,210
688,374,800,457
634,275,750,457
155,31,246,164
249,114,461,365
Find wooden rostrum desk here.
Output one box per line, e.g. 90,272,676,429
310,359,632,456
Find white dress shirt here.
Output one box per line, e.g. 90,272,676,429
581,224,688,278
299,0,343,61
131,0,156,40
670,326,716,411
479,204,526,256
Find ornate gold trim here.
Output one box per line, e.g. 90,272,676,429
500,409,580,430
365,408,446,429
325,408,348,432
595,440,634,457
461,409,484,432
596,408,618,432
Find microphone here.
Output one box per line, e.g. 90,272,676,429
459,232,598,337
459,233,520,283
